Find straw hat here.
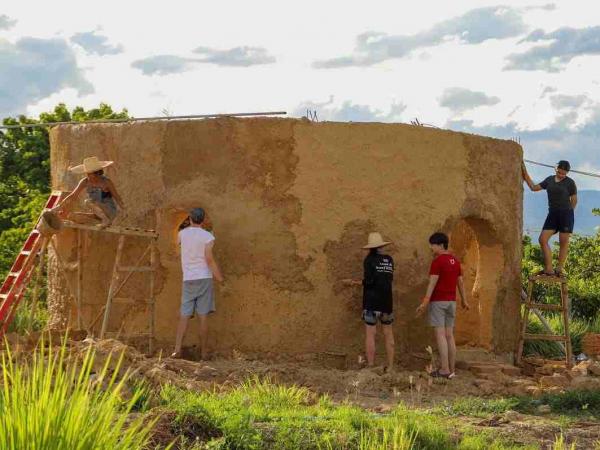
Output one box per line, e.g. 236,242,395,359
69,156,114,174
363,232,391,249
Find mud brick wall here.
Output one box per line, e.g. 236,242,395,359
48,118,523,355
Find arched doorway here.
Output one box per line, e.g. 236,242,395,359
449,218,504,349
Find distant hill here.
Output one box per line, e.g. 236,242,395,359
524,189,600,236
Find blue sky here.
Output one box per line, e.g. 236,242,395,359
1,1,599,189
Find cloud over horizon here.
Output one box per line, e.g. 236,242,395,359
0,14,16,30
293,97,406,122
313,6,529,68
505,26,600,72
132,45,275,75
439,87,501,112
70,30,124,56
0,37,93,116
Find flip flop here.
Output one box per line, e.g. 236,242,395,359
429,369,451,379
536,269,555,276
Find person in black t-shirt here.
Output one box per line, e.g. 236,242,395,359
343,232,395,371
522,160,577,277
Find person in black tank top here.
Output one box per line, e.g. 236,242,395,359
343,232,395,372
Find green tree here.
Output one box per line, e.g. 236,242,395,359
0,103,129,277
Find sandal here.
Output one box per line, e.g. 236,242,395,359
429,369,451,379
554,269,566,278
536,269,555,277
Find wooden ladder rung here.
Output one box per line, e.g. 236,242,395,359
529,274,567,284
526,303,564,312
523,333,568,342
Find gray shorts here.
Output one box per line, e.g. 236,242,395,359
181,279,215,317
428,301,456,328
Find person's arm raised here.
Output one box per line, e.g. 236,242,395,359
521,161,543,192
205,241,224,282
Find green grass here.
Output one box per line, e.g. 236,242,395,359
438,390,600,418
159,376,539,449
436,397,521,418
0,340,155,449
524,311,600,359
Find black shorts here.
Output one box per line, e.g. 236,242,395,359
362,310,394,326
542,209,574,234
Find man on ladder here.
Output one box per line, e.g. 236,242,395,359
521,160,577,277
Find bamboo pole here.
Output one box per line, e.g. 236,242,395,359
49,239,88,333
29,238,48,329
100,235,125,339
0,111,287,130
561,282,573,368
76,229,83,329
149,239,156,354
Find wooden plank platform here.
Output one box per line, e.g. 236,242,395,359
62,221,158,238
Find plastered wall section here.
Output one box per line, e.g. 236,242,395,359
49,118,523,355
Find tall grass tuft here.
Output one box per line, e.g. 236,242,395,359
524,312,600,358
0,339,155,450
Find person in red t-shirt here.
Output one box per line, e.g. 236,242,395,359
416,232,469,378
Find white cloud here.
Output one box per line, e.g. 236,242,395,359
0,37,93,116
292,97,406,122
0,0,597,191
506,26,600,72
0,14,16,30
439,87,500,112
70,29,123,55
313,5,530,68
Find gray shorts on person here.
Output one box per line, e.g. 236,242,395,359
181,279,215,317
428,301,456,328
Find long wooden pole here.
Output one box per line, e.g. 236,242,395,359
76,229,83,329
149,239,156,354
0,111,287,130
30,238,48,329
100,235,125,339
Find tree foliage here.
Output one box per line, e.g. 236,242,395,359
0,103,129,277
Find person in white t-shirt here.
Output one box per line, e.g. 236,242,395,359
171,208,224,359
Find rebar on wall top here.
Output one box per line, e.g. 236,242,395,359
0,111,287,130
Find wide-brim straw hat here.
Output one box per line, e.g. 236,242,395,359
363,232,391,249
69,156,114,174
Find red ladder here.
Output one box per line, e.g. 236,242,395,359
0,192,62,336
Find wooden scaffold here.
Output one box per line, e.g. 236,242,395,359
0,191,159,354
61,221,159,353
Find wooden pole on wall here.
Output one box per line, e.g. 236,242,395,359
76,229,83,329
100,235,125,339
149,239,156,354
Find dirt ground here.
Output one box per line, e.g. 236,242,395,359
4,332,599,448
57,338,596,449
